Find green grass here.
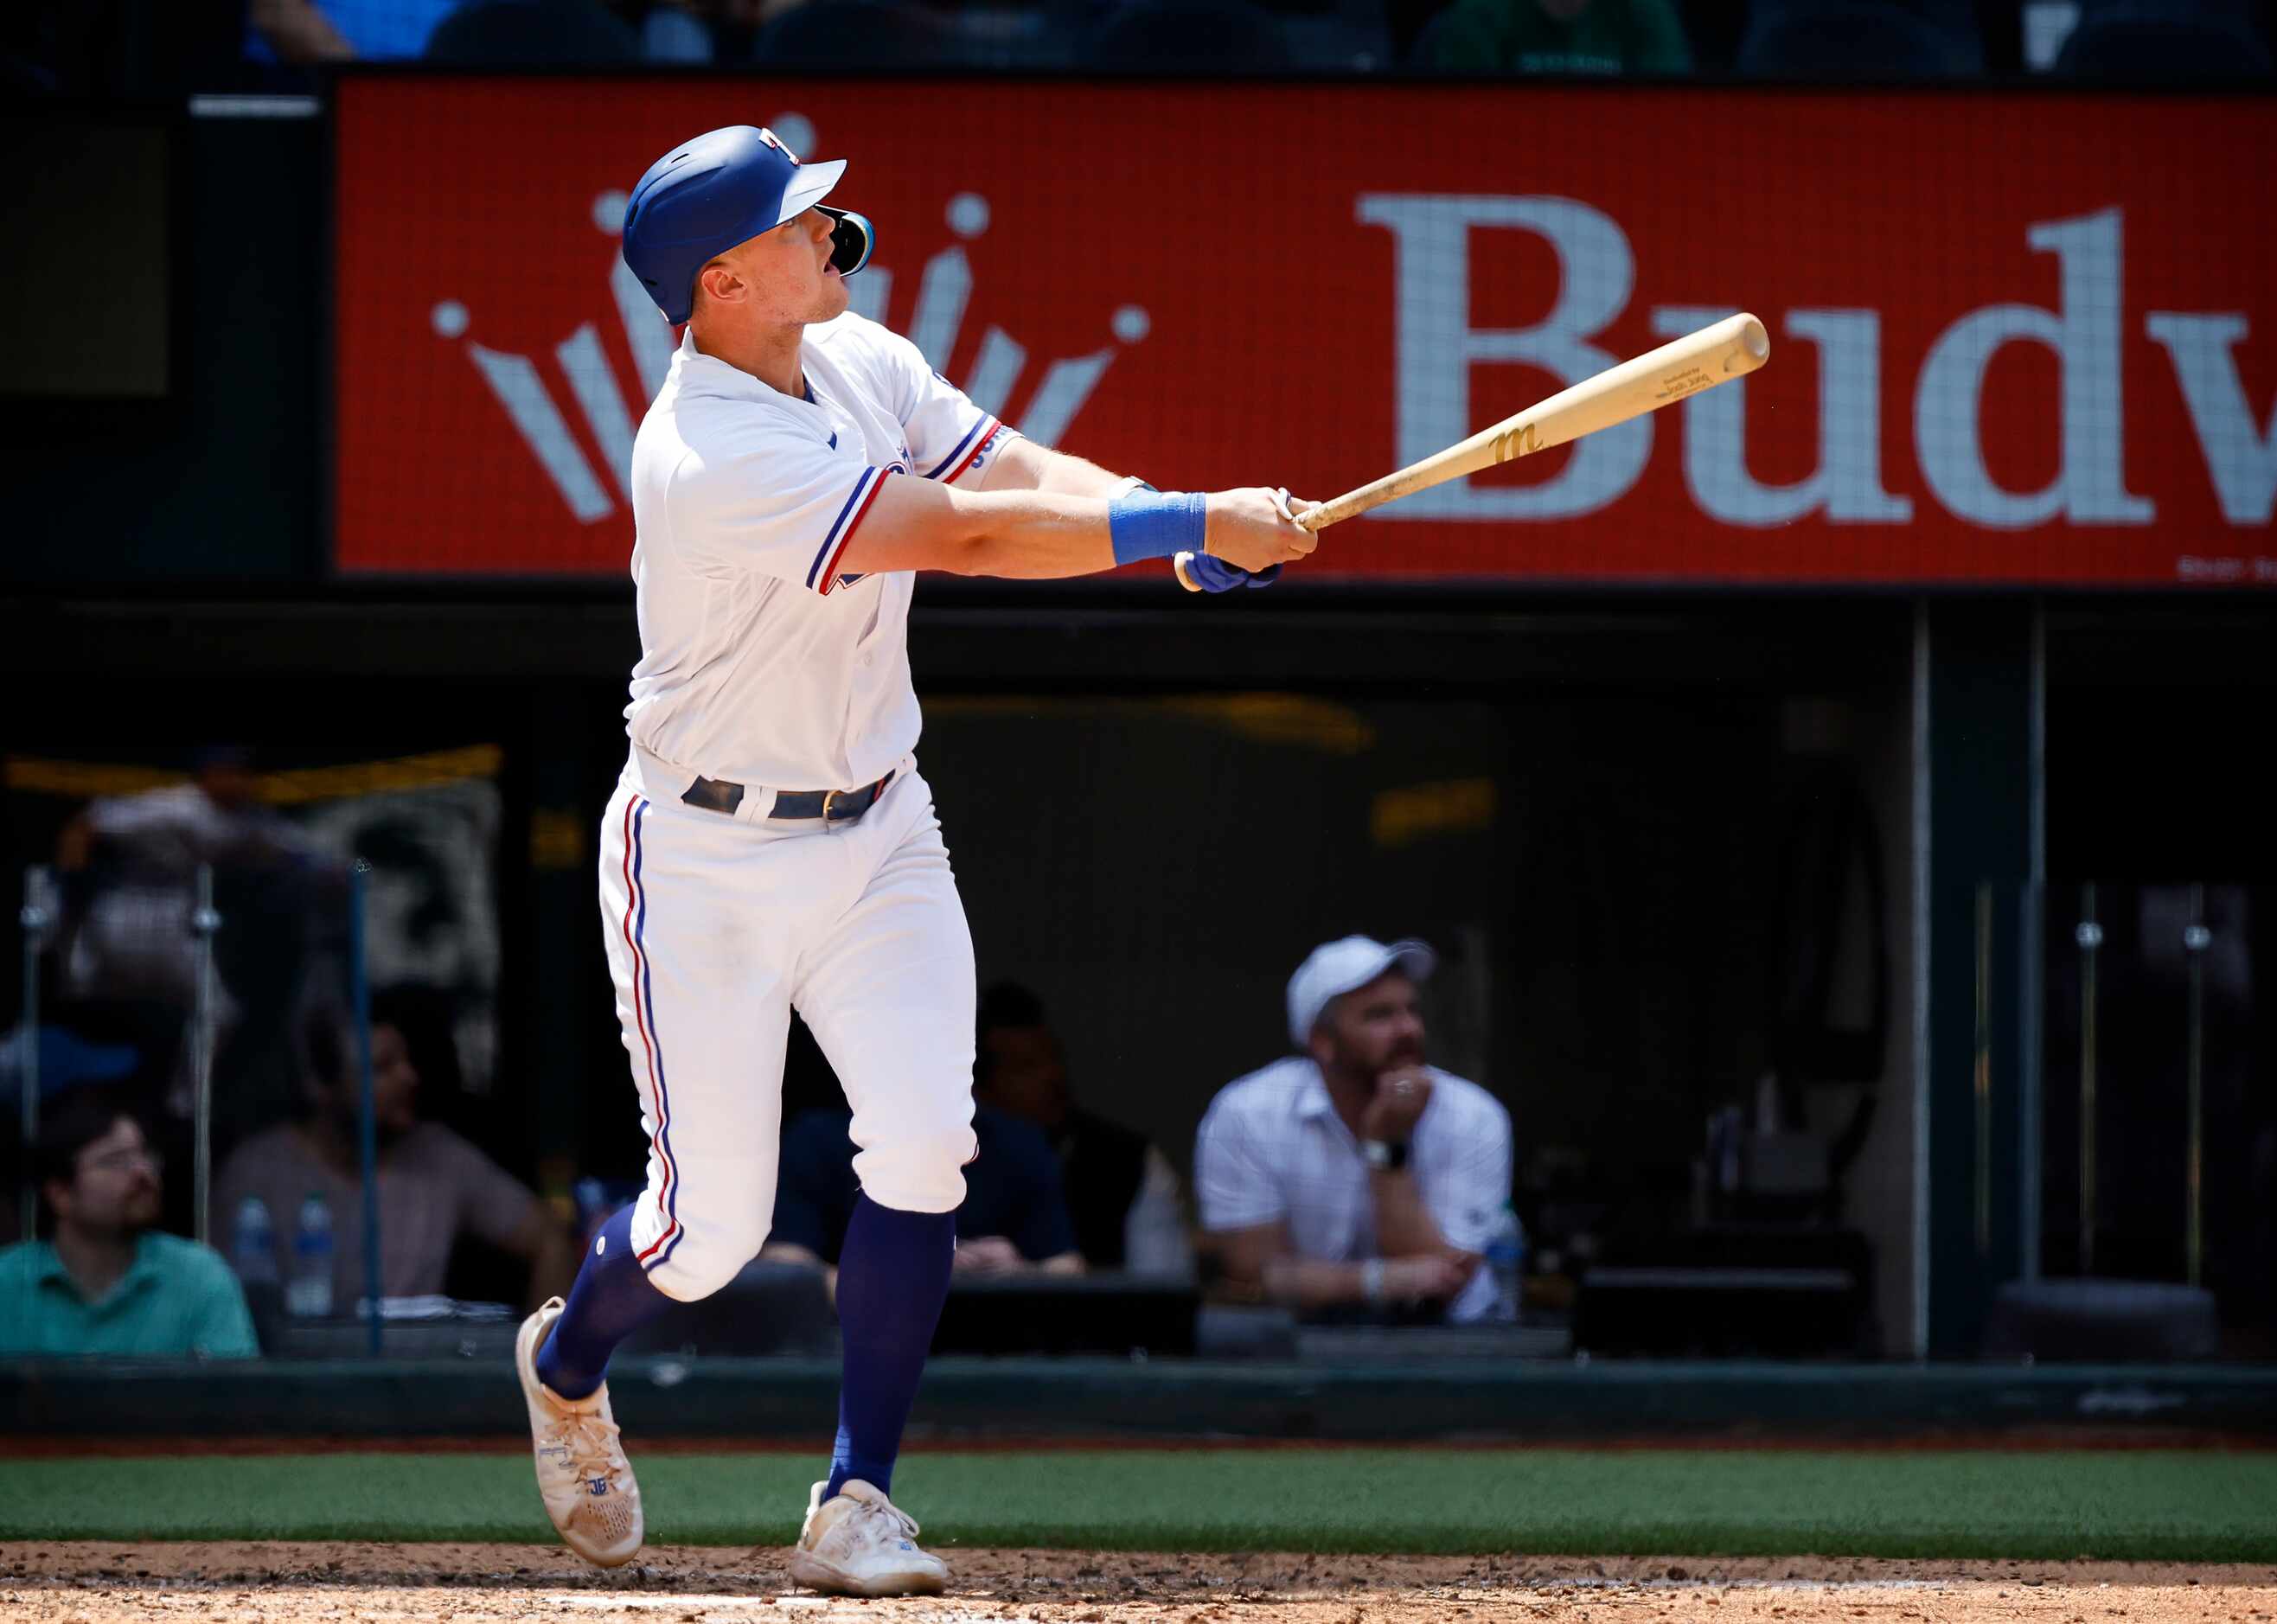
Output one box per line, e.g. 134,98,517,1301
3,1450,2275,1562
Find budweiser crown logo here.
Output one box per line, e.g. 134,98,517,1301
429,118,1152,527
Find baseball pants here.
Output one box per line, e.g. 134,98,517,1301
597,752,978,1302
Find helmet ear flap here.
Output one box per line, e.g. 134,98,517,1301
816,206,874,278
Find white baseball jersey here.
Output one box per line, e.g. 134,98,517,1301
624,316,1014,792
596,314,1012,1301
1193,1058,1513,1323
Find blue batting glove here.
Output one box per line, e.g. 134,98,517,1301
1180,553,1282,592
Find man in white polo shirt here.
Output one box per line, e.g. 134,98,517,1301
1195,936,1513,1324
508,125,1317,1597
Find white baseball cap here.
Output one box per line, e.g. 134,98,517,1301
1286,935,1436,1048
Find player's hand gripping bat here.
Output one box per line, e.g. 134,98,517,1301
1173,312,1771,591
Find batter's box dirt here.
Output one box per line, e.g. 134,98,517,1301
3,1544,2274,1624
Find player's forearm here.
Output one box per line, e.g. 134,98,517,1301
1368,1169,1451,1259
1031,448,1140,499
936,489,1120,579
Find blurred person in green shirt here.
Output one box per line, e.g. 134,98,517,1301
0,1092,257,1359
1414,0,1691,74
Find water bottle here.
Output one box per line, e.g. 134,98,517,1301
230,1196,278,1288
1483,1202,1525,1324
288,1191,336,1318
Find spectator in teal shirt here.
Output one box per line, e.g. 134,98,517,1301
0,1094,257,1359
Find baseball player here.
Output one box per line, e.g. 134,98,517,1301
511,125,1315,1597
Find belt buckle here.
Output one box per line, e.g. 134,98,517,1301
821,786,843,825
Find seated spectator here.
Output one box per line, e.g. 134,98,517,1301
1411,0,1691,74
215,998,574,1312
1195,936,1512,1323
764,1103,1083,1289
0,1092,257,1359
974,981,1193,1277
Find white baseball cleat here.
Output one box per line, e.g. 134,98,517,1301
515,1298,644,1568
786,1478,949,1596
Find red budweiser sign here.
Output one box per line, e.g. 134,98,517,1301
336,79,2274,585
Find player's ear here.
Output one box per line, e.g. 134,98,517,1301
695,258,742,307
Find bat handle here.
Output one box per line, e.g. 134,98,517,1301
1174,489,1326,591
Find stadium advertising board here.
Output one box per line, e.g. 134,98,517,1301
336,80,2274,585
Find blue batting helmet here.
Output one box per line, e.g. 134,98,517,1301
620,125,874,326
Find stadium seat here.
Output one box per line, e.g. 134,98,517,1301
1079,0,1295,72
2054,0,2272,81
423,0,639,63
1735,0,1985,79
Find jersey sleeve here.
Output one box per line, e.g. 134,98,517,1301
668,425,901,598
861,321,1019,489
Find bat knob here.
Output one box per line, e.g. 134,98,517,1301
1728,313,1771,372
1173,551,1201,592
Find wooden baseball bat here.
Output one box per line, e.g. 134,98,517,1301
1174,311,1770,591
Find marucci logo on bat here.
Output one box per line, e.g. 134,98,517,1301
1493,423,1540,461
429,132,1153,526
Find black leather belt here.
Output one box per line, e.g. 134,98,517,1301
681,770,894,822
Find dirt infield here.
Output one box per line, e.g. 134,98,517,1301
5,1544,2274,1623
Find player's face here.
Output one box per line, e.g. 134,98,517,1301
1317,971,1426,1079
729,208,849,326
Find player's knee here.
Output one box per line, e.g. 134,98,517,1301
851,1125,973,1215
656,1218,770,1301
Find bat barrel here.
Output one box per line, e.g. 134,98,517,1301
1299,311,1769,533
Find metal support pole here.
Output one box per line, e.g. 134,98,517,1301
2184,884,2208,1290
1973,883,1993,1257
191,865,221,1250
2076,883,2101,1276
18,866,53,1242
350,860,382,1357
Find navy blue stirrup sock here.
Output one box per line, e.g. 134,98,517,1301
825,1195,956,1499
534,1205,675,1401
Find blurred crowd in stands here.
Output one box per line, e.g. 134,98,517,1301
5,758,1525,1358
7,0,2274,93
